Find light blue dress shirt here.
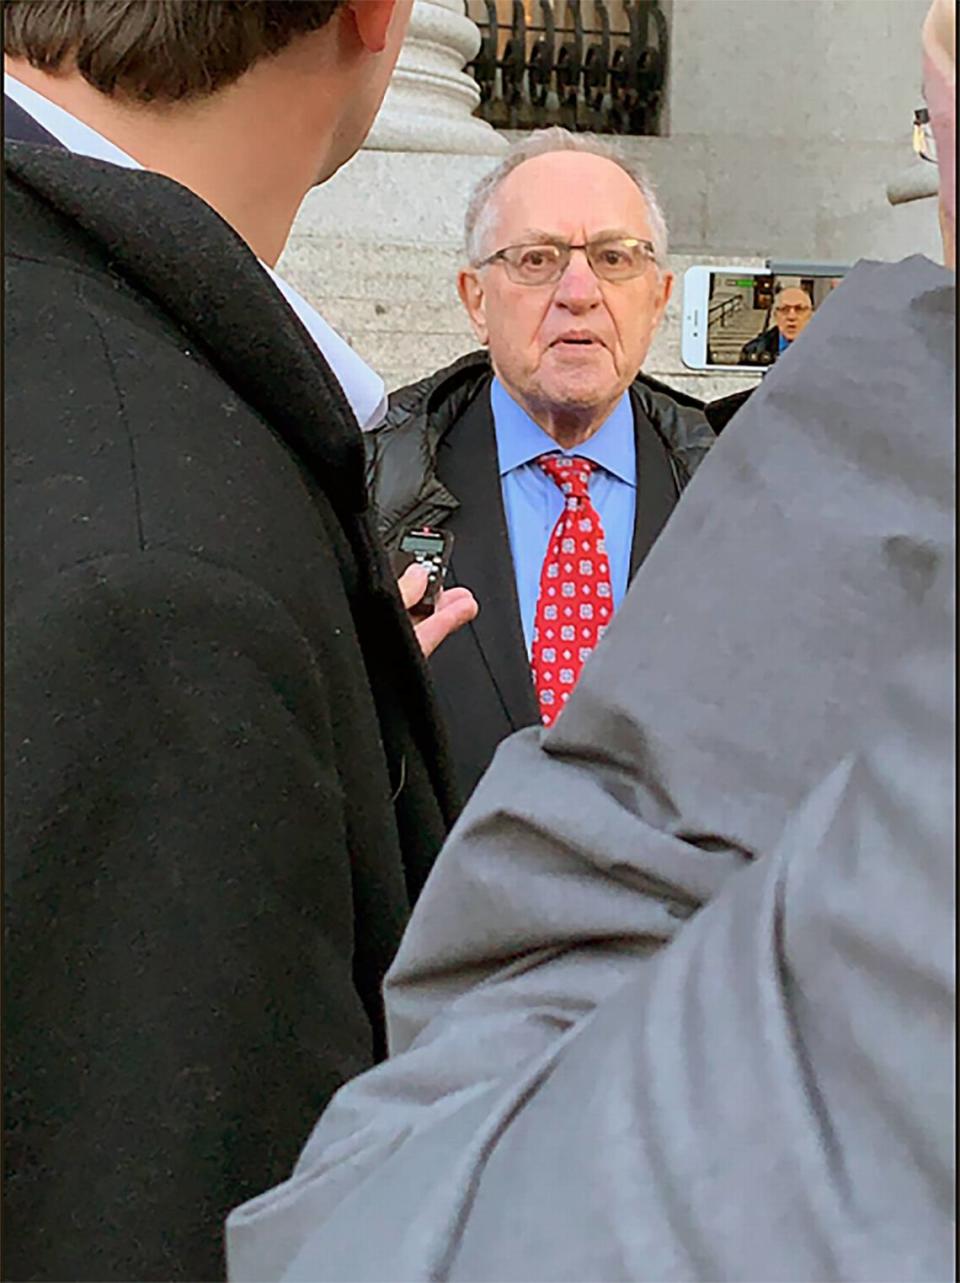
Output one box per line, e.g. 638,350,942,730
491,378,637,655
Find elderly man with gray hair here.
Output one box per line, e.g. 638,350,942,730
368,127,714,803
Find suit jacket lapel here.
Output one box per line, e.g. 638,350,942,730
629,391,681,579
437,385,541,730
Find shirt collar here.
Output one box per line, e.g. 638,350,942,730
3,73,387,433
490,377,636,486
263,266,387,431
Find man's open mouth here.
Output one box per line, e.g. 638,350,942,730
552,334,602,348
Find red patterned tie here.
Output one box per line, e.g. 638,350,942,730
531,454,614,727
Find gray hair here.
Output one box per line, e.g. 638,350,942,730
464,127,669,269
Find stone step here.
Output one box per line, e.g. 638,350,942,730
279,240,465,303
318,295,471,339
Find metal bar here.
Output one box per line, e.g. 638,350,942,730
708,295,743,328
766,261,854,276
466,0,668,136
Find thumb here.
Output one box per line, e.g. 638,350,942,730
397,562,430,611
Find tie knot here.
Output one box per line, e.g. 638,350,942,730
538,454,593,501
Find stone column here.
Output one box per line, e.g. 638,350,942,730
366,0,507,155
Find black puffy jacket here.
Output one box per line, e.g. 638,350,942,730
366,350,719,550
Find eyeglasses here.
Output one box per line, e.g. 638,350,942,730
475,236,658,286
913,107,937,164
774,301,812,316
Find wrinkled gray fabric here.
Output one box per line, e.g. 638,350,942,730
227,255,955,1282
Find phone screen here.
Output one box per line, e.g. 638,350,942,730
705,271,844,369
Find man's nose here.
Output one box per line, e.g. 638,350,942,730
553,249,602,310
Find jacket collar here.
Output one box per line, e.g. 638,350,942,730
4,140,368,518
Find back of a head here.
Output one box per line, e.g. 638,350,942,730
3,0,346,104
3,0,413,264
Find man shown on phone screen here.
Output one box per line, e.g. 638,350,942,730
739,283,814,364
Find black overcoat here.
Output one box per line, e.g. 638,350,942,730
3,141,456,1282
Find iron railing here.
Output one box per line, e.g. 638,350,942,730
708,295,744,328
466,1,669,135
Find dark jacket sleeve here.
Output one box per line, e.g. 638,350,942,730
739,326,778,365
705,386,756,435
633,381,716,487
364,408,455,551
364,357,488,550
4,550,375,1283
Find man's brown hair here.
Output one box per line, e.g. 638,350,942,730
3,0,347,102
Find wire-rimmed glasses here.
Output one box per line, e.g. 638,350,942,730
774,299,812,318
475,236,658,286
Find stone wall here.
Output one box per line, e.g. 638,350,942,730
660,0,939,265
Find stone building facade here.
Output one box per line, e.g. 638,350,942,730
279,0,940,401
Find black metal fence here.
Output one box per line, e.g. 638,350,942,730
466,0,668,136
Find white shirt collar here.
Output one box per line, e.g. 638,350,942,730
4,73,387,432
262,265,387,432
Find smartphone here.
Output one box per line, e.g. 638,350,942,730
391,527,455,621
681,265,848,372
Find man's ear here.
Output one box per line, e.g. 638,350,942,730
348,0,403,53
655,269,675,325
457,268,489,345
